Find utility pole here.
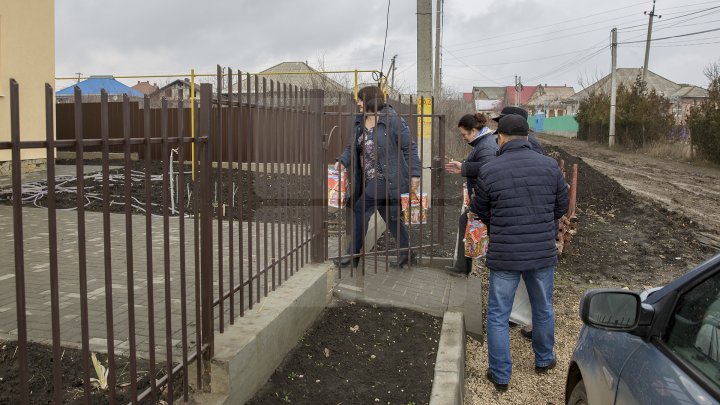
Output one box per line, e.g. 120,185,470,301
390,55,397,97
433,0,443,98
609,28,618,148
417,0,433,196
75,72,82,83
514,75,522,106
417,0,433,99
642,0,661,82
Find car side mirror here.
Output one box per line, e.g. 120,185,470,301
580,289,641,331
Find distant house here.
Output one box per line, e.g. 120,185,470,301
56,76,144,103
526,85,576,117
471,86,505,114
149,79,200,107
233,62,349,105
475,99,502,114
472,86,506,101
569,68,708,123
469,84,575,116
132,81,159,96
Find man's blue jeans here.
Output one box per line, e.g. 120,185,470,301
487,267,556,384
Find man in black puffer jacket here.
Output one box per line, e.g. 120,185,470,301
469,114,568,392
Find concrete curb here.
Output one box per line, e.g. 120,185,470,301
333,285,446,317
190,262,333,405
430,311,466,405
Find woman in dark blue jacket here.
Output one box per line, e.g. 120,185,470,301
444,113,497,276
334,86,422,268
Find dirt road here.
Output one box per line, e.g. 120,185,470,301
542,135,720,249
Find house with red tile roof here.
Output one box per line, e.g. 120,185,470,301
131,81,159,96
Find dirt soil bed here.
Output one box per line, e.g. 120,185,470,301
0,340,182,404
247,300,441,405
465,142,718,404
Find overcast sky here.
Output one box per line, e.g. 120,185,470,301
55,0,720,94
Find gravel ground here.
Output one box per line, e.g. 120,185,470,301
463,140,718,404
464,268,583,405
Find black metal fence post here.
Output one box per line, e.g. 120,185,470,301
199,83,214,363
308,89,325,263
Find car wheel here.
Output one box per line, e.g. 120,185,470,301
568,380,588,405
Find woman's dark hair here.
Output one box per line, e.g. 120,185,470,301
358,85,386,113
458,113,487,131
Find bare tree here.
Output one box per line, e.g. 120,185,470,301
703,60,720,84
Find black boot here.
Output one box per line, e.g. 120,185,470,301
390,252,417,268
445,266,468,277
334,255,360,268
445,257,471,277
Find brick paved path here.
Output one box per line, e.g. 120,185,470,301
0,204,316,362
332,256,471,318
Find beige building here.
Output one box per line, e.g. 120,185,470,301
0,0,55,168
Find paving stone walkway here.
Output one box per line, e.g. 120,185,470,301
331,256,478,323
0,202,316,362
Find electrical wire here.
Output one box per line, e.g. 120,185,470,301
443,41,610,69
523,45,610,84
618,5,720,31
441,46,506,86
624,38,720,48
448,12,642,54
444,0,648,48
379,0,391,77
619,27,720,44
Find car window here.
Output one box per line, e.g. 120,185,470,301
665,271,720,389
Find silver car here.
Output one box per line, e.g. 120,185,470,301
566,254,720,405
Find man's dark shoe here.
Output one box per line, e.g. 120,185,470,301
334,256,359,268
485,370,508,392
535,358,557,374
445,266,469,277
390,253,417,268
520,326,533,341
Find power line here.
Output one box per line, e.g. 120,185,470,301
441,46,506,86
624,37,720,47
619,27,720,44
443,41,608,68
447,12,642,53
453,21,622,60
619,5,720,31
524,45,610,84
444,0,648,48
380,0,391,75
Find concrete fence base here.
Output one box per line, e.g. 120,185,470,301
190,262,333,405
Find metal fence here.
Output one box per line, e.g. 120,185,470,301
0,67,329,404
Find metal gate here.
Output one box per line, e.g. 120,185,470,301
322,94,447,277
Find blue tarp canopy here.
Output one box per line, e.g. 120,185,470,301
56,76,144,97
